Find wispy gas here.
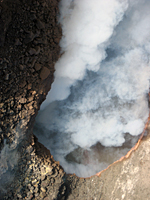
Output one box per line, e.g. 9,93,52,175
34,0,150,177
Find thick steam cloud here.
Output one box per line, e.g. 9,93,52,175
41,0,128,104
34,0,150,177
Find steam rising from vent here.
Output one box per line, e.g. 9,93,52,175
34,0,150,177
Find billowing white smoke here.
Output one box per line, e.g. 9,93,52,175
41,0,128,105
34,0,150,177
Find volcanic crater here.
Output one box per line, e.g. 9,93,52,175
0,0,150,200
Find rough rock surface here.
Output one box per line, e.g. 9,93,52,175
0,0,150,199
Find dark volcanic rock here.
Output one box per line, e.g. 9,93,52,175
40,67,50,80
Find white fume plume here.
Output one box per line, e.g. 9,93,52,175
34,0,150,177
41,0,128,108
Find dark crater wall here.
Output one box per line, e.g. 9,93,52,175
0,0,61,146
0,0,150,200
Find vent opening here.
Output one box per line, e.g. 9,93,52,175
33,0,150,177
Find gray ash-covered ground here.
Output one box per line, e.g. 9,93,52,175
0,0,150,199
